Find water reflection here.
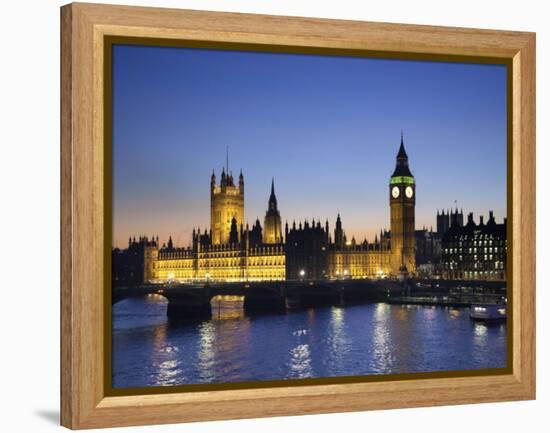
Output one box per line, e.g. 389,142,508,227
156,359,182,385
307,308,316,325
198,321,216,382
474,322,488,340
372,303,396,372
448,308,463,320
211,296,245,321
112,297,507,388
150,323,184,385
288,344,313,378
325,307,349,374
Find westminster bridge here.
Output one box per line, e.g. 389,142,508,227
112,278,506,320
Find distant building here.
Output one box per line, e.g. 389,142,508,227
441,211,506,280
285,219,329,280
428,207,465,276
210,168,244,245
114,136,418,283
285,217,393,281
437,207,464,237
389,134,417,275
450,208,464,228
112,236,159,287
415,228,441,277
263,179,283,244
437,209,450,236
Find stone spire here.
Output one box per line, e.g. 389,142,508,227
391,132,413,177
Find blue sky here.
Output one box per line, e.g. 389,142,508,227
112,44,507,248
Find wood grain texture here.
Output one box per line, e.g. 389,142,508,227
60,4,73,429
511,34,536,395
60,2,536,429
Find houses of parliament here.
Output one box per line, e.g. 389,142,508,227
114,137,417,284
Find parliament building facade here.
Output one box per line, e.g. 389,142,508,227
119,138,417,284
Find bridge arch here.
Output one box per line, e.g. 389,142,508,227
112,287,169,305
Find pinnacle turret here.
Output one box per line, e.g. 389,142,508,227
391,133,413,178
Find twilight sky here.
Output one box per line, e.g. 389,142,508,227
112,44,507,248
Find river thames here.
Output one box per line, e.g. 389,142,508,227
112,296,507,388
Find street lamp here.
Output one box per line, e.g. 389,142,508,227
299,269,305,280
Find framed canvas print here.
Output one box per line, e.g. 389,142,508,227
60,3,536,429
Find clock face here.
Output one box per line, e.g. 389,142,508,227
391,186,400,198
405,186,414,198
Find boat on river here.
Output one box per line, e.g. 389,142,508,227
469,303,507,321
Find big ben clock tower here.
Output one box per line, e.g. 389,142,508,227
390,133,416,275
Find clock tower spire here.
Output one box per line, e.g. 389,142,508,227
389,133,416,275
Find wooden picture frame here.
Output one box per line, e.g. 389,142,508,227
61,2,535,429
